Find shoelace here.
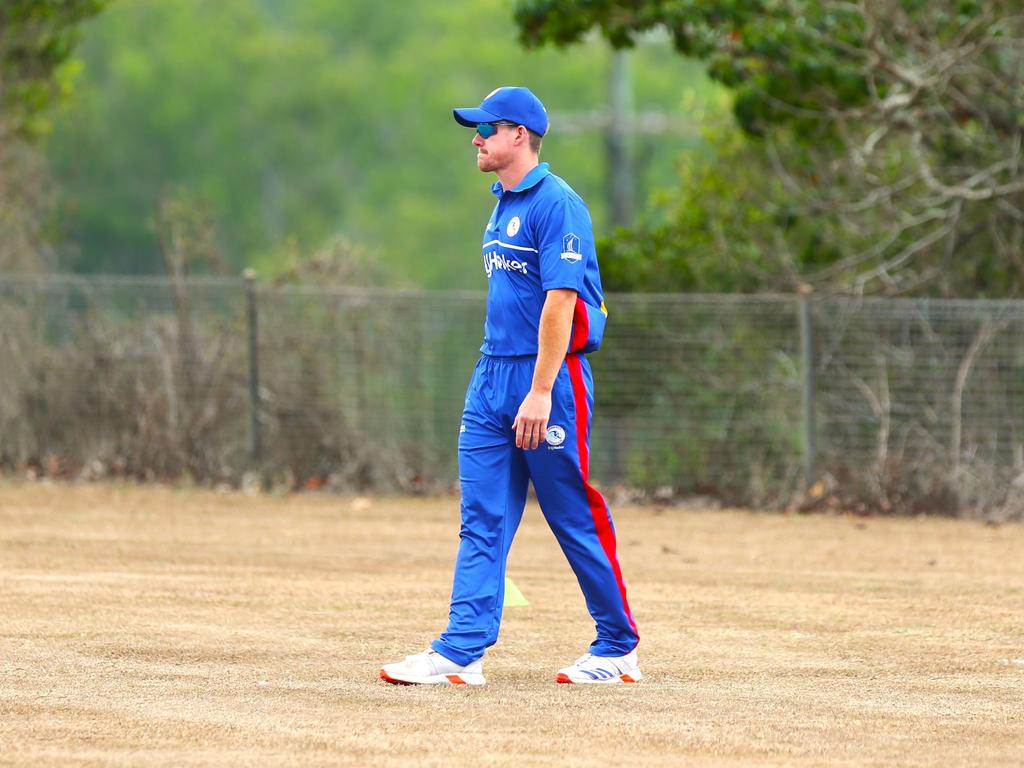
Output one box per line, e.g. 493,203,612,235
403,650,436,667
574,653,628,675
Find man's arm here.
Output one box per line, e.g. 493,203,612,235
513,288,576,450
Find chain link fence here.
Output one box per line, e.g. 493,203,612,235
2,273,1023,518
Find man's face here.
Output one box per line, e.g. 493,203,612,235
473,124,520,173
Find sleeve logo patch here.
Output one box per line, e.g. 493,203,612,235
560,233,582,263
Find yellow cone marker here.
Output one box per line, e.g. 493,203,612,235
503,576,529,607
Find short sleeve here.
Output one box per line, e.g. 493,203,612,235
534,194,593,292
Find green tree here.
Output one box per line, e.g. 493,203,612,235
0,0,106,138
46,0,721,287
0,0,106,271
516,0,1024,297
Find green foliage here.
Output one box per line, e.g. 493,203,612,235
601,116,850,293
516,0,998,138
0,0,106,139
515,0,870,138
0,0,106,273
516,0,1024,297
46,0,721,286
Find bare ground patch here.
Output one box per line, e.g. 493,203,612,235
0,481,1022,767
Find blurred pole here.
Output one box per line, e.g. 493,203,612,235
244,269,262,463
353,312,366,441
607,49,634,230
797,285,816,488
418,303,436,483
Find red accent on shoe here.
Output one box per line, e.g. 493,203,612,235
446,675,466,685
556,673,574,684
380,669,415,685
620,674,637,683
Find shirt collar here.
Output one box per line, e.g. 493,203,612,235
491,162,551,198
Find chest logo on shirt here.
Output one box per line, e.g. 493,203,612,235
561,233,582,263
483,249,528,278
506,216,521,238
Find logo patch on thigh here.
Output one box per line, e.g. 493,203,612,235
545,425,566,449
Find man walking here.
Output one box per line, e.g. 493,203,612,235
380,87,640,686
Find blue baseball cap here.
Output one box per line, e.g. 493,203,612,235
453,86,549,136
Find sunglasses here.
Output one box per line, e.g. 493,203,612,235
475,121,519,138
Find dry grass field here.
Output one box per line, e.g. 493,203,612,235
0,481,1022,767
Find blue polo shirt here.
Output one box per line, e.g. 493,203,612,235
480,162,607,357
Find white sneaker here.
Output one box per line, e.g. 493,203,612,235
379,649,486,686
556,649,642,684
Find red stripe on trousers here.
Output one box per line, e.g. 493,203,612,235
570,298,589,353
566,353,638,640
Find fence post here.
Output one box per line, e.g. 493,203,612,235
797,285,817,488
243,269,262,463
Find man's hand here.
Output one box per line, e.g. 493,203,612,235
515,288,576,450
513,389,552,450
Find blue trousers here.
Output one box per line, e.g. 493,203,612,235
432,353,639,666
